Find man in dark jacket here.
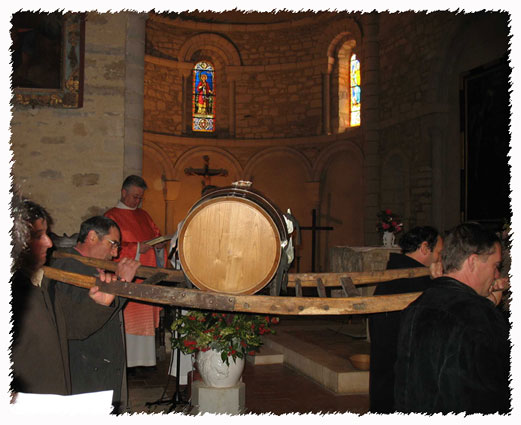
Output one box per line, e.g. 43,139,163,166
50,216,140,414
394,222,510,414
10,198,137,401
369,226,443,413
10,198,69,395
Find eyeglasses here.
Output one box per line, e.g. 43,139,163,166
105,239,121,250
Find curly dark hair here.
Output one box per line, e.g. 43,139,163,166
10,189,53,273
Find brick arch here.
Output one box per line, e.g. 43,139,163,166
243,147,313,182
312,140,364,181
178,33,242,66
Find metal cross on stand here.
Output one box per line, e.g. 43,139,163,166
300,209,334,273
184,155,228,189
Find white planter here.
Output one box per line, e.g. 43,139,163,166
196,349,245,388
382,231,395,247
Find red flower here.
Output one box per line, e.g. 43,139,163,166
248,351,256,356
385,209,392,214
188,315,196,321
240,341,247,348
271,317,279,324
382,223,390,229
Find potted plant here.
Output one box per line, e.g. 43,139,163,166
376,209,403,247
171,310,278,387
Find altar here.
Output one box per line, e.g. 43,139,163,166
329,245,400,296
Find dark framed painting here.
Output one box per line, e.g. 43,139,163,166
461,56,511,230
11,11,85,108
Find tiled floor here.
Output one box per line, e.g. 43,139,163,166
126,316,370,416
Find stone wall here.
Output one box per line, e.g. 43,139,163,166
377,11,509,231
144,13,360,139
10,12,146,235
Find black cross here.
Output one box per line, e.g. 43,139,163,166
300,209,334,272
184,155,228,188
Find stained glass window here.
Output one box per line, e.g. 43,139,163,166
350,54,361,127
192,61,215,132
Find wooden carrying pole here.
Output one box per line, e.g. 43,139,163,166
42,265,422,316
51,250,430,287
52,251,185,282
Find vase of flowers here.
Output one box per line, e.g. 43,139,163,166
376,209,403,247
171,310,278,388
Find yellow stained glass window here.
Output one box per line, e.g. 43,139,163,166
350,54,361,127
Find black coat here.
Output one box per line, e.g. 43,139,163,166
10,270,71,395
50,248,128,414
368,253,432,413
394,277,511,414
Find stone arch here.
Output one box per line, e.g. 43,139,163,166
178,33,242,66
319,18,363,134
163,146,244,233
142,142,177,233
320,17,363,60
179,33,242,136
143,141,176,180
313,141,365,270
173,146,243,181
243,147,313,182
312,140,363,181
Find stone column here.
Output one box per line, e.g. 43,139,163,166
124,12,147,178
360,12,381,246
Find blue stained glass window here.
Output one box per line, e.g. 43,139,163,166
350,54,361,127
192,61,215,132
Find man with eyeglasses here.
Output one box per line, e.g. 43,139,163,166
105,175,167,373
50,215,140,414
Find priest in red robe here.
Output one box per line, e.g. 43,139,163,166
105,175,167,370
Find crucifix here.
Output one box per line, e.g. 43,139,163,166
300,209,334,272
184,155,228,189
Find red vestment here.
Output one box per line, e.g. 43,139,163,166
104,207,164,336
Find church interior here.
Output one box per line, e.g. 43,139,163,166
7,8,511,415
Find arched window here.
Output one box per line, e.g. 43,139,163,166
350,54,361,127
192,61,215,132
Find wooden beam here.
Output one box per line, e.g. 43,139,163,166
52,250,185,283
42,266,421,315
287,268,430,287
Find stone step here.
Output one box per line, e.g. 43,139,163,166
263,329,369,395
247,345,284,365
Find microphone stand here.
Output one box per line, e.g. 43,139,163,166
145,307,190,412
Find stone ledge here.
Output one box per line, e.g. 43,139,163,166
247,346,284,365
263,330,369,395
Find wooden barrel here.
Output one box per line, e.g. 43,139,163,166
178,186,288,295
